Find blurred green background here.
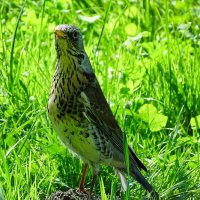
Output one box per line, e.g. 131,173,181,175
0,0,200,199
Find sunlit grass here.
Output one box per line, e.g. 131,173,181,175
0,0,200,199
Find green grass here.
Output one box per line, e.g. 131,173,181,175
1,0,200,199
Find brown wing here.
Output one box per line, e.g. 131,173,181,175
83,76,147,171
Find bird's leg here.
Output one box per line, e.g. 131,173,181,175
89,173,97,194
88,165,99,199
79,163,88,192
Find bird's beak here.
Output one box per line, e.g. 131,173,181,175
54,29,65,37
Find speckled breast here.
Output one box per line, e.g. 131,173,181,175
48,91,113,164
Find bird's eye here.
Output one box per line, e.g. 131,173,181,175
68,31,78,41
72,31,78,39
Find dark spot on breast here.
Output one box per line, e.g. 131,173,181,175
60,99,64,106
60,112,65,117
70,71,73,79
62,77,65,85
67,84,70,93
51,88,54,95
67,50,73,56
54,81,58,88
71,81,76,91
70,115,78,121
62,87,65,94
83,133,89,138
63,103,67,110
76,74,81,85
66,109,71,114
71,131,74,135
72,59,77,70
57,114,61,119
66,67,69,74
74,89,78,95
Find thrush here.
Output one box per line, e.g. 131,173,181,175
48,24,159,199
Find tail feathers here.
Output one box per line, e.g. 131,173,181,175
131,167,159,200
115,169,127,191
115,166,159,199
129,146,147,171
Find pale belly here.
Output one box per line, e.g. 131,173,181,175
48,95,113,165
49,111,100,162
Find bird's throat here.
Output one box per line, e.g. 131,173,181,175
48,54,88,117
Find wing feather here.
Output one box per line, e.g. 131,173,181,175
83,77,147,171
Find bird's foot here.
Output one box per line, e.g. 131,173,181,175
78,186,87,193
78,187,94,200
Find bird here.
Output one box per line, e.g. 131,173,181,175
48,24,159,199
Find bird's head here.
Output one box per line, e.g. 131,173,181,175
54,24,94,79
54,24,84,58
